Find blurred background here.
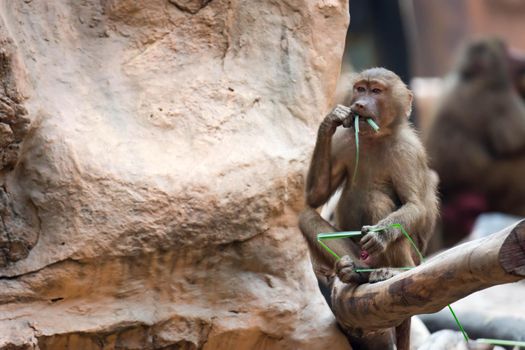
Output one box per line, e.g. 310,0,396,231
345,0,525,128
345,0,525,79
343,0,525,250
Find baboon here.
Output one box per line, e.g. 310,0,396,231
299,68,439,350
425,38,525,245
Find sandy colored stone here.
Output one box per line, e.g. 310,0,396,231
0,0,350,349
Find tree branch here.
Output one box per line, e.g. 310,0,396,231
331,220,525,334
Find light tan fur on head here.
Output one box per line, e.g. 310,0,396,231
349,68,413,119
362,68,413,118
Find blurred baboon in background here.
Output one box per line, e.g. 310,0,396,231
425,38,525,246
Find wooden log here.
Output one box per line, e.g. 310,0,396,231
331,220,525,334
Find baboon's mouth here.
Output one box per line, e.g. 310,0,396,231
352,113,380,132
352,112,376,122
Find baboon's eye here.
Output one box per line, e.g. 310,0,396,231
356,86,366,93
372,88,382,94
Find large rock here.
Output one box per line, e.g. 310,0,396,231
0,0,350,349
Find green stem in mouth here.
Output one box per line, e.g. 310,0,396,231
352,115,360,186
366,118,380,132
351,115,379,186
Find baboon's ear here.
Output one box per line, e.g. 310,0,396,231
405,90,413,118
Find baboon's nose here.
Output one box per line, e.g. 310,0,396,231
352,102,365,111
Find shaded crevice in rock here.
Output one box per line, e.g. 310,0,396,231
0,30,36,267
168,0,213,15
0,49,29,172
0,199,11,266
36,316,212,350
0,257,76,285
0,173,38,268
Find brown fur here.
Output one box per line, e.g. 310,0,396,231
298,68,439,350
425,38,525,244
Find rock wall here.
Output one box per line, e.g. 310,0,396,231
0,0,350,349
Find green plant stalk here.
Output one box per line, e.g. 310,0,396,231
366,118,380,132
447,305,469,342
477,339,525,348
317,231,362,240
355,267,413,273
351,115,360,186
316,224,469,341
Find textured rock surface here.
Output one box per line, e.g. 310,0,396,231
0,26,36,267
0,0,350,349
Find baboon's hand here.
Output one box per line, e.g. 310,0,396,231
360,225,389,256
319,104,353,135
335,255,367,284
